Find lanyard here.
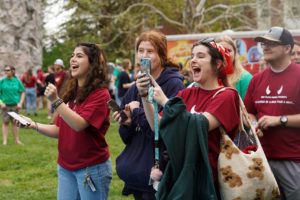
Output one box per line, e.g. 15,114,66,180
148,86,159,168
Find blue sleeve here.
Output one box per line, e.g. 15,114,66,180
118,85,139,144
130,78,185,139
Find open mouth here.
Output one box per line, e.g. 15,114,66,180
71,65,79,70
192,67,201,73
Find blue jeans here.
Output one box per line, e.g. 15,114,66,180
57,158,113,200
25,87,37,114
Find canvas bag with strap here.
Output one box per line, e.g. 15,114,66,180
213,87,280,200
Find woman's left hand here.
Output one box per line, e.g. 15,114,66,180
149,75,168,107
45,83,59,103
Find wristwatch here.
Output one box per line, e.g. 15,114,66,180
280,115,288,126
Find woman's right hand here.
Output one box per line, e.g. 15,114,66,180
13,115,35,130
136,73,151,96
1,103,6,110
112,107,132,126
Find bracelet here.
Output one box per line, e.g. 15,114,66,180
52,99,64,109
34,121,39,132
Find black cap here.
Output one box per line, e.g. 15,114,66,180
255,27,294,49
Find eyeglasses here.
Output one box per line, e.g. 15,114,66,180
261,41,284,48
4,69,11,72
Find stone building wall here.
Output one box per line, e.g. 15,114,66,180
0,0,43,78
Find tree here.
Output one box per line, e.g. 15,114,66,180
45,0,259,64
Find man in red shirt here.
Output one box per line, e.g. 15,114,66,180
244,27,300,199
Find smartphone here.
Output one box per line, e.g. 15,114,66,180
140,58,151,88
7,112,30,126
140,58,151,76
107,99,128,122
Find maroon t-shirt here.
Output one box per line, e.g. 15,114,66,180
177,87,240,181
56,88,111,171
21,75,37,88
244,63,300,162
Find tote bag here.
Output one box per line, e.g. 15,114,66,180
216,88,280,200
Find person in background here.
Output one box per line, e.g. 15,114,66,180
51,59,69,124
215,35,252,99
21,69,40,116
112,58,123,105
0,65,25,145
15,43,113,200
113,30,185,200
131,63,141,82
291,40,300,65
180,68,193,87
244,27,300,199
136,39,239,199
36,68,47,111
118,59,134,102
45,65,56,119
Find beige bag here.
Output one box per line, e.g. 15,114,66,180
217,89,280,200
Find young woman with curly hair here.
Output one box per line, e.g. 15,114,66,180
15,43,113,200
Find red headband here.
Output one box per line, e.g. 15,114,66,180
209,42,234,77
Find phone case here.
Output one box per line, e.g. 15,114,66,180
107,100,128,122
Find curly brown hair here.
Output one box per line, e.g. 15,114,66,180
61,42,110,104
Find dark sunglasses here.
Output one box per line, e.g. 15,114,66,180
4,69,11,72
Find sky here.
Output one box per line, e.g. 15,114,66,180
43,0,73,35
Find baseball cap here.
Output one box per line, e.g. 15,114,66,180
54,59,64,67
255,27,294,48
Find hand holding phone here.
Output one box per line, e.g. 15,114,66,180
107,100,128,123
7,112,30,126
140,58,151,88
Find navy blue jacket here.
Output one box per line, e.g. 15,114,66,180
116,66,185,193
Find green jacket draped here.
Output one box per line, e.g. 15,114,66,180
156,97,217,200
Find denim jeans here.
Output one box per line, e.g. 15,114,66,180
57,158,113,200
25,87,37,114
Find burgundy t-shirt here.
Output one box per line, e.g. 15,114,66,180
244,63,300,162
56,88,111,171
21,75,37,88
177,87,240,181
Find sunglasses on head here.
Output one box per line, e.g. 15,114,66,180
193,38,217,49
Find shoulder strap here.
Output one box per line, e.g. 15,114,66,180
212,87,236,99
213,87,257,144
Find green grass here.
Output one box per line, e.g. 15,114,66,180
0,108,133,199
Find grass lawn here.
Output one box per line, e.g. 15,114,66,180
0,108,133,200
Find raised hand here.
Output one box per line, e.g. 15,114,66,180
44,83,59,103
149,75,169,107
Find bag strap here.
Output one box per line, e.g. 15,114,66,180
212,87,256,144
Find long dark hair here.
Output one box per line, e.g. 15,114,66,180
62,43,110,104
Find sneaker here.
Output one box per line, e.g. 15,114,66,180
34,113,38,116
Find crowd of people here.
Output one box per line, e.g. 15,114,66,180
1,27,299,200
